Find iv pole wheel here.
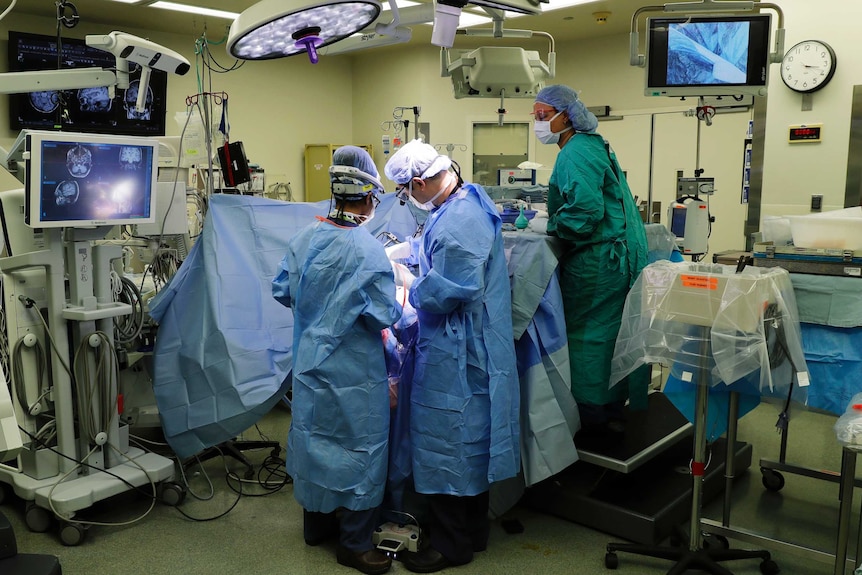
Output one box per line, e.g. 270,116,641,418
759,558,780,575
24,503,52,533
604,551,619,569
760,468,785,492
59,520,86,546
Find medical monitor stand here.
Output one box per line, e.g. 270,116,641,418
605,326,777,574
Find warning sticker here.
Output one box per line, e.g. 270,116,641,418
680,275,718,290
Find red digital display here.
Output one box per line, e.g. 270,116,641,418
789,125,822,142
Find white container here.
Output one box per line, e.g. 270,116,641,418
788,207,862,251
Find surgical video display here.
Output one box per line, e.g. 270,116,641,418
666,22,750,86
37,139,154,224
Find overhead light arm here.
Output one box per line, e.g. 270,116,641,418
0,69,116,95
629,0,785,67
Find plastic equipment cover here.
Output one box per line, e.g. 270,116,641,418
834,392,862,449
148,193,419,459
610,261,808,395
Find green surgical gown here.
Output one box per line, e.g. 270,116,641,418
547,132,649,408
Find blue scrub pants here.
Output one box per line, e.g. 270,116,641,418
303,507,382,552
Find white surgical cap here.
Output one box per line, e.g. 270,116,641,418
384,139,452,185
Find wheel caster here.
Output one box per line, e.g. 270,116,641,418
59,521,86,546
761,468,785,492
24,503,52,533
605,552,619,569
159,482,186,507
759,558,780,574
703,534,730,550
270,448,281,459
0,482,10,505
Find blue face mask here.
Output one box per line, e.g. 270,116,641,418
534,111,572,145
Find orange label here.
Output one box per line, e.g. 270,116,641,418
680,275,718,290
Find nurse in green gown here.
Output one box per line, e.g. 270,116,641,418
532,85,649,436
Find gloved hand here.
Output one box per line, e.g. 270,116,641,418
391,261,415,289
385,241,412,261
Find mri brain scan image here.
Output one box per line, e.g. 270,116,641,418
124,80,154,120
66,144,93,178
54,180,80,206
119,146,143,171
29,90,60,113
77,87,112,113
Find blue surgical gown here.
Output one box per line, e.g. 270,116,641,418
408,184,521,496
272,216,402,513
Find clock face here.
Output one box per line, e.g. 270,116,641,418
781,40,837,93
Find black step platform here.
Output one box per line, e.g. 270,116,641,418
523,393,752,545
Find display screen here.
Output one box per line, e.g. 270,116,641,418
645,14,772,98
788,125,822,142
7,31,168,136
25,131,158,228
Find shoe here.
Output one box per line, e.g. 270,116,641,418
400,547,451,573
336,546,392,575
606,419,626,435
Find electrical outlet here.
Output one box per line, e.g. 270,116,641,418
810,194,823,212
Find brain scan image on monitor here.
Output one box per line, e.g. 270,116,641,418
35,136,155,226
54,180,80,206
29,90,61,113
77,87,112,113
119,146,143,171
123,80,154,121
66,144,93,178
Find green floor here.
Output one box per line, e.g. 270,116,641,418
2,399,857,575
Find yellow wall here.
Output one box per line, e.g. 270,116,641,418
2,1,861,250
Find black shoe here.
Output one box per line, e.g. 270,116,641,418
606,419,626,435
304,531,337,546
336,546,392,575
400,547,451,573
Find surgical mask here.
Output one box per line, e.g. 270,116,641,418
534,111,572,145
408,173,452,211
354,209,375,226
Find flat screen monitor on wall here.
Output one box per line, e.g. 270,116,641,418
24,130,158,229
7,30,168,136
645,14,772,98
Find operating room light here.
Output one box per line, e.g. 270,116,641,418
227,0,382,63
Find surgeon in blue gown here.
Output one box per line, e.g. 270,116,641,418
383,140,521,573
272,146,402,575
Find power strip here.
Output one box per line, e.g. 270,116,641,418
373,521,420,553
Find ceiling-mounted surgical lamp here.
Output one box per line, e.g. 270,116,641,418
226,0,383,64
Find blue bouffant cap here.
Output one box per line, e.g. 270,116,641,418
535,85,598,133
332,145,379,179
